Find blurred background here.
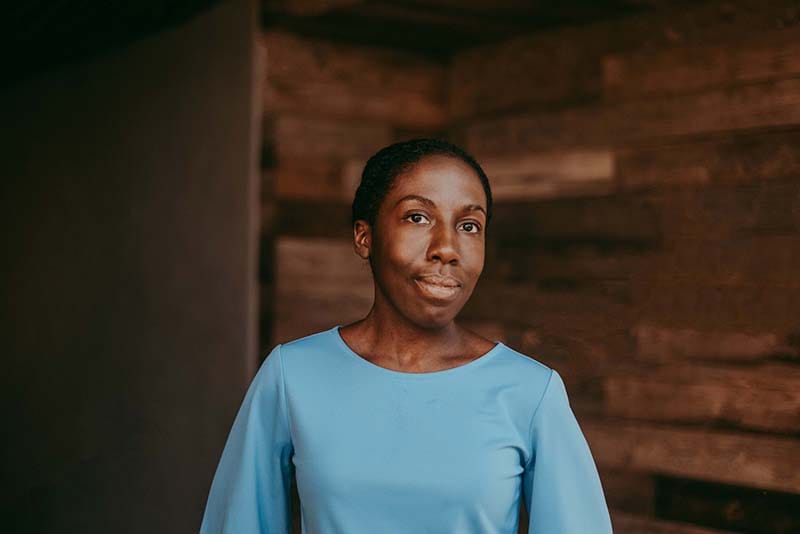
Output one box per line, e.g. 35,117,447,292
2,0,800,532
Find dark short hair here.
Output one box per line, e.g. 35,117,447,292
351,138,493,230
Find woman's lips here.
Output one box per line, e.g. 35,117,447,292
414,278,461,302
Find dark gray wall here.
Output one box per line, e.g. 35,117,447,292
1,0,261,531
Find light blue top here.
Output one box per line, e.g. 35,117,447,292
200,325,613,533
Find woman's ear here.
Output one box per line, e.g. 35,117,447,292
353,220,371,260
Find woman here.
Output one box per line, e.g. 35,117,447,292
199,139,613,533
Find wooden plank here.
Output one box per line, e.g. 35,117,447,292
642,178,800,240
637,235,800,289
273,156,366,201
604,28,800,100
272,236,372,341
275,158,343,200
597,467,655,516
489,194,661,244
500,244,651,283
603,360,800,433
583,419,800,493
463,78,800,155
275,236,372,294
450,0,800,119
655,475,800,533
616,130,800,191
631,275,800,333
630,323,799,363
481,149,614,201
275,199,352,239
464,280,635,371
273,115,393,161
610,510,740,534
449,29,604,120
263,30,446,128
274,158,347,201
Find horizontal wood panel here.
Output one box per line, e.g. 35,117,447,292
631,323,799,363
630,278,800,333
616,129,800,191
464,281,635,371
639,235,800,289
272,115,393,161
450,0,800,119
275,200,352,239
481,149,614,200
498,244,650,283
583,419,800,493
604,28,800,100
598,467,655,515
644,178,800,240
610,510,739,534
602,361,800,433
274,158,365,201
490,194,661,244
263,30,446,128
449,30,603,120
272,293,372,344
655,475,800,533
275,237,372,292
463,78,800,155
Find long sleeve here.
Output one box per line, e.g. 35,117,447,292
200,344,294,534
522,369,613,533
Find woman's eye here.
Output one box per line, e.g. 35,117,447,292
405,214,481,233
461,222,481,234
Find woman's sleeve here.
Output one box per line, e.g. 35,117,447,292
522,369,613,533
199,344,294,534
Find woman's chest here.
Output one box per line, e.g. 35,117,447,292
289,379,529,510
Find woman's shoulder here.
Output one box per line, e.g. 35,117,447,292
269,325,339,361
490,338,554,374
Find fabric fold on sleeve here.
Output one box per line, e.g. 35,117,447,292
522,369,613,533
200,344,294,534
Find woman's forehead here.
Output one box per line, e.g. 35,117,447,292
393,157,482,193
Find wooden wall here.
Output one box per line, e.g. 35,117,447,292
451,0,800,532
259,29,448,349
262,1,800,531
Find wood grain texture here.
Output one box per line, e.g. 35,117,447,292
481,149,614,200
463,78,800,155
584,419,800,493
489,194,661,244
275,236,372,294
604,28,800,100
263,30,447,128
654,475,800,533
630,323,799,363
615,129,800,191
273,115,393,160
272,237,374,343
275,199,352,239
597,467,655,516
610,510,741,534
273,157,367,201
450,0,800,119
602,360,800,433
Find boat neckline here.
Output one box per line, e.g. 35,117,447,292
331,324,505,380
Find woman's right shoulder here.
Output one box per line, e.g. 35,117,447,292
261,325,340,374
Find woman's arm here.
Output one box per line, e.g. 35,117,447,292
200,344,294,534
522,369,613,533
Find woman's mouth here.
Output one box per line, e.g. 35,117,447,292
414,278,462,302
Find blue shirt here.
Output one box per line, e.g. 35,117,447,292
200,325,613,533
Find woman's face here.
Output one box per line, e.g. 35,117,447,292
365,155,488,327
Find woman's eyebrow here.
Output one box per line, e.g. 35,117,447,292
394,194,486,215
